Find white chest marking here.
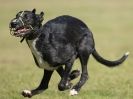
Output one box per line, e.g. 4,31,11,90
27,38,58,71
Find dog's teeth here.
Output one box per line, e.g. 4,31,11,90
13,28,16,31
70,89,78,96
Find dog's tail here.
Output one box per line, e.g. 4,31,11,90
92,49,129,67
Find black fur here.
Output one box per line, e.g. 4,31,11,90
35,15,94,66
9,9,129,98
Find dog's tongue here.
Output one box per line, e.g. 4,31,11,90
18,28,28,33
14,28,30,37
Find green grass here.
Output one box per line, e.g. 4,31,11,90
0,0,133,99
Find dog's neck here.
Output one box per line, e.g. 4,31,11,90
26,30,40,40
21,27,42,43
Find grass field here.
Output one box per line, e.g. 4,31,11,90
0,0,133,99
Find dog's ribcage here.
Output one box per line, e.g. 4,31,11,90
27,38,58,71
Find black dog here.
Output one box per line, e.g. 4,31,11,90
9,9,129,98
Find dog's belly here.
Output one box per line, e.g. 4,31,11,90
27,38,58,71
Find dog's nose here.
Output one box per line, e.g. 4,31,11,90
10,22,17,28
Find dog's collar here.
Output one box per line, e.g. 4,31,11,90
20,37,25,43
19,11,25,26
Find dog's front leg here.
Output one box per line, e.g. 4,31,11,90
22,69,53,98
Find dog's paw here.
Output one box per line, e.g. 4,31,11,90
69,89,78,96
22,90,32,98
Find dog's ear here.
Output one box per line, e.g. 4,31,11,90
39,11,44,22
32,8,36,14
40,11,44,17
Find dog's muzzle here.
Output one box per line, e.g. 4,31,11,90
9,18,33,37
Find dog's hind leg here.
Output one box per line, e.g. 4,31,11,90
70,36,93,95
57,66,80,81
22,69,53,98
58,55,77,91
70,52,90,96
58,63,73,91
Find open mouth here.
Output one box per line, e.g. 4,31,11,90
10,26,31,37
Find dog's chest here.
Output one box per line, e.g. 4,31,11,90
27,38,58,71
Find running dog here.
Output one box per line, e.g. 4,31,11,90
9,9,129,98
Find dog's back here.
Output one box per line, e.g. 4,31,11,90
41,15,94,44
35,15,94,66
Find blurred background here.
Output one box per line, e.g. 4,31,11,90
0,0,133,99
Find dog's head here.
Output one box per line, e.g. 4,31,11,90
9,9,44,37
